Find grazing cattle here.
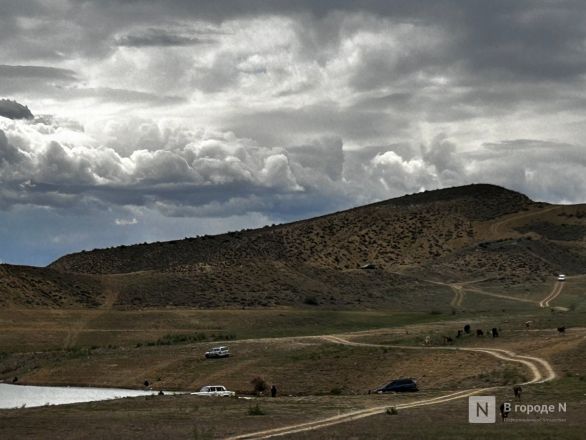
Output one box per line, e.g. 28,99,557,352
499,402,510,421
464,324,471,334
557,326,566,334
424,336,431,346
491,328,499,338
12,376,17,383
456,330,463,338
442,336,454,344
513,385,522,400
525,321,532,328
144,380,150,388
476,329,484,336
158,390,164,396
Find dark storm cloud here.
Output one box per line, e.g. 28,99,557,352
3,0,586,266
115,28,215,47
222,103,411,147
0,65,77,81
0,65,78,97
66,87,186,105
0,99,34,120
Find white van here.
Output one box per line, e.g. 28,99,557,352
558,274,566,281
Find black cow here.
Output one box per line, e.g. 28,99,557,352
513,385,522,400
557,326,566,334
476,329,484,337
491,328,499,338
443,336,454,344
464,324,471,334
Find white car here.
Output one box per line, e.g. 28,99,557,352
205,346,230,358
558,274,566,281
192,385,235,397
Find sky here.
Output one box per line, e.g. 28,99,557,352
1,0,586,266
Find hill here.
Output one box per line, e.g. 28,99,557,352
2,184,586,309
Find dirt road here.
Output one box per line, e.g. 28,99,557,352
489,205,561,236
449,285,465,307
226,333,556,439
539,281,564,308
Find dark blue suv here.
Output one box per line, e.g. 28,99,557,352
373,378,418,393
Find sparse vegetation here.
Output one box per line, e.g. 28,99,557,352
303,296,319,306
0,185,585,439
247,403,266,416
144,332,236,347
251,377,268,396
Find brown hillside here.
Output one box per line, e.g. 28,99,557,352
49,184,534,274
2,184,585,309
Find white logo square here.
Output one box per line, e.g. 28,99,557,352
469,396,496,423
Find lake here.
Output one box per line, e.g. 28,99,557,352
0,383,175,409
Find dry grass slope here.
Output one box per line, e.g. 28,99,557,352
2,184,585,309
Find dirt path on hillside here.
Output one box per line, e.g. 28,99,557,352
449,285,465,307
227,335,556,439
226,389,488,440
62,280,119,349
538,281,564,308
489,205,562,236
320,336,554,384
463,286,538,305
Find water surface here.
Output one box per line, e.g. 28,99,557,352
0,383,171,409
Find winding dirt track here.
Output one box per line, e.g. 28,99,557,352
226,335,555,440
227,276,571,439
539,281,564,308
489,205,561,236
449,286,465,307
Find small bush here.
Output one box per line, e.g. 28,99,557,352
501,367,527,385
248,403,265,416
251,376,268,395
192,426,213,439
304,296,319,306
147,332,208,346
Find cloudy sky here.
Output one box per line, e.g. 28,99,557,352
1,0,586,266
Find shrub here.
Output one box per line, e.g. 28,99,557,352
248,403,265,415
304,296,319,306
192,426,214,439
251,377,268,395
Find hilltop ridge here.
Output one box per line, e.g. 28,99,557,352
2,184,585,309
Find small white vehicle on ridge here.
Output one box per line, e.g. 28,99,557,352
205,346,230,358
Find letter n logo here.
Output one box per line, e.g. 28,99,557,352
469,396,496,423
